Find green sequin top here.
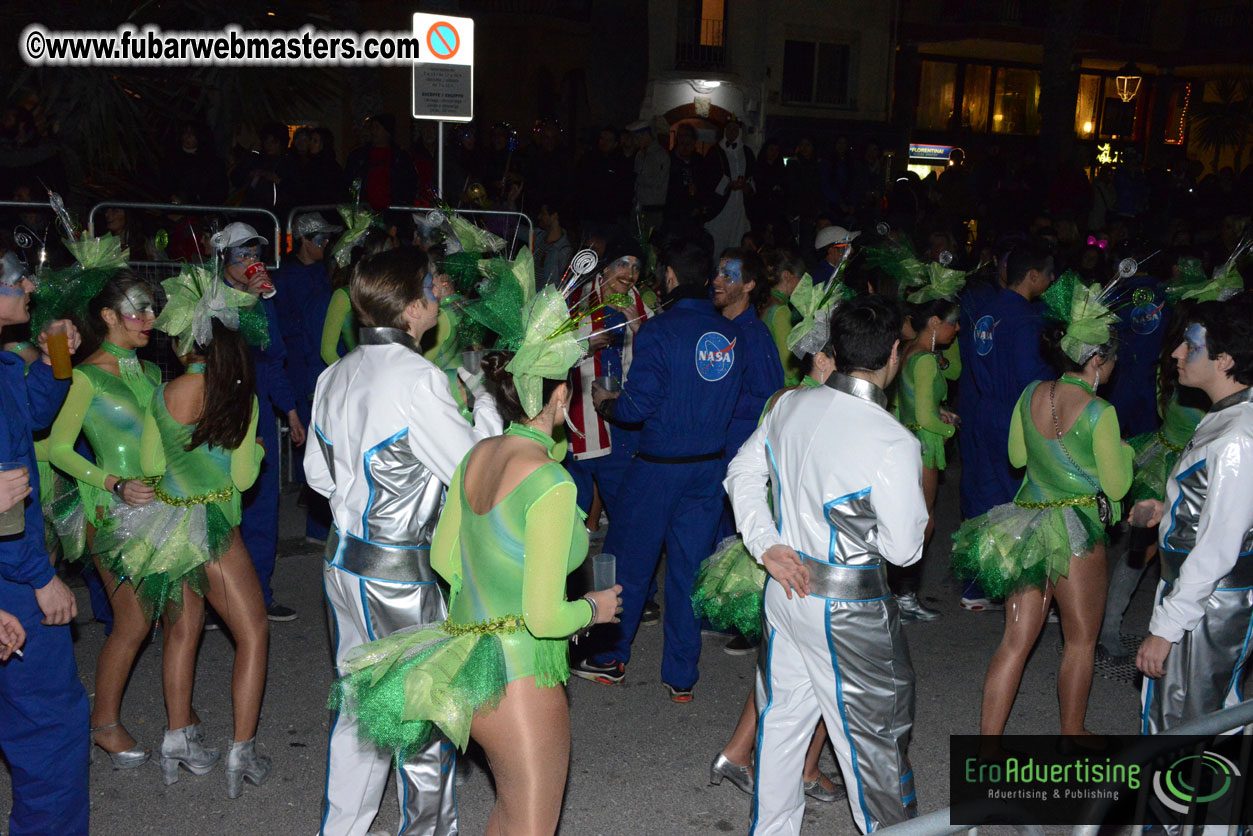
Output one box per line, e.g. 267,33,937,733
432,451,591,688
1008,380,1134,526
139,386,263,527
898,352,955,436
48,359,162,527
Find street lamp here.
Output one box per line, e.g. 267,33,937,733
1116,63,1142,103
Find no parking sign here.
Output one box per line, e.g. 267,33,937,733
412,13,473,122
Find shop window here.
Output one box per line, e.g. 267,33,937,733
783,40,853,107
1074,74,1101,138
916,61,956,130
992,68,1040,135
962,65,991,132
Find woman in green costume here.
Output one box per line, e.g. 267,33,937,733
320,215,395,365
333,284,622,834
99,264,271,794
952,274,1133,740
47,272,161,769
761,249,807,386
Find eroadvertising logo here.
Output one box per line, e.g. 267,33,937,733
1152,750,1241,815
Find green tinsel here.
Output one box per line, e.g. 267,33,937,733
1040,270,1084,325
238,305,271,350
1126,431,1181,504
690,538,766,640
461,258,528,350
441,251,485,295
30,264,119,334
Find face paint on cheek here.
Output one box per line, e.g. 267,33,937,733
423,272,436,302
719,259,744,284
228,245,261,266
1184,323,1208,364
119,288,156,322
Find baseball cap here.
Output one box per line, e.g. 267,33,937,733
814,225,860,250
209,222,268,252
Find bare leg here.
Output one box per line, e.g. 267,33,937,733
1052,546,1108,735
472,677,571,836
721,688,757,766
802,721,833,788
161,585,205,730
91,556,152,752
979,584,1051,737
201,532,270,742
921,466,939,551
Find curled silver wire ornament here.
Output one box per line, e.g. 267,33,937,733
938,250,954,266
1117,257,1138,278
875,221,890,237
426,210,446,227
569,249,598,277
12,225,40,250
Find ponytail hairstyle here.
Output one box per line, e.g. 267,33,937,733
189,319,256,450
905,297,960,335
482,351,568,425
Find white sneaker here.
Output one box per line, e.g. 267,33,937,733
960,596,1004,612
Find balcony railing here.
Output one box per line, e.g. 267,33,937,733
675,17,727,71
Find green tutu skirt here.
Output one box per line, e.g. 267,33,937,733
330,623,511,758
1126,431,1182,504
691,537,766,640
911,426,948,471
92,499,234,621
40,464,86,563
951,502,1107,599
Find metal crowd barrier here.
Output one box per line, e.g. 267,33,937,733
285,204,535,252
875,698,1253,836
87,202,282,269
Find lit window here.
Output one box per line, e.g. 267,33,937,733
991,68,1040,135
916,61,956,130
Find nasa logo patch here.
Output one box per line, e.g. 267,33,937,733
974,315,997,357
696,331,736,381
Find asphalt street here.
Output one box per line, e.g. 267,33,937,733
0,465,1153,835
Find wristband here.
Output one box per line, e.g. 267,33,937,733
581,594,598,628
111,479,126,499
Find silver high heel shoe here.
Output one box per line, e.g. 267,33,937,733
225,738,271,799
803,773,847,803
160,724,220,786
90,722,150,770
710,752,754,795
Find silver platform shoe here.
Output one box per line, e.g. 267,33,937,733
160,724,220,785
225,738,271,799
710,753,754,795
90,722,150,770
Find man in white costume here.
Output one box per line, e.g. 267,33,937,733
726,295,927,835
306,248,501,836
704,117,755,256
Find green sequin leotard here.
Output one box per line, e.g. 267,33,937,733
897,350,956,470
1126,387,1206,503
952,377,1134,597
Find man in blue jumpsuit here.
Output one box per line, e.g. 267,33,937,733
275,213,341,542
0,260,89,836
713,247,783,545
217,222,305,621
1105,269,1166,439
957,239,1054,608
572,238,744,700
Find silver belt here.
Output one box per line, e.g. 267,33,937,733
800,554,890,601
1161,549,1253,589
329,530,437,583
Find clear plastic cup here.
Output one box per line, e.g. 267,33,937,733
0,463,27,537
462,350,484,374
592,552,616,591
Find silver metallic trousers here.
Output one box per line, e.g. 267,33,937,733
1141,580,1253,736
321,559,458,836
752,578,918,835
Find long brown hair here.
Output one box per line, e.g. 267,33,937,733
189,320,256,450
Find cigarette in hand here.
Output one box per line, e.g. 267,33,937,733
6,644,22,658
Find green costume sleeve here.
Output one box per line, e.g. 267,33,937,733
321,288,355,366
765,305,800,387
140,406,165,479
521,480,593,637
231,397,264,491
1093,404,1134,502
913,354,956,439
48,369,109,489
941,339,961,381
1008,386,1030,469
431,462,464,601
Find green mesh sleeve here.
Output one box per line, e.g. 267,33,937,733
941,339,961,381
1008,385,1030,470
912,353,955,439
1093,404,1134,502
521,480,593,638
321,288,354,366
231,397,264,491
140,404,166,479
48,369,110,490
430,462,465,604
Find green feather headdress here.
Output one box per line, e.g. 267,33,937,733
154,263,269,355
506,285,588,417
1165,239,1248,304
786,272,855,358
330,205,382,268
1041,271,1121,364
905,260,970,304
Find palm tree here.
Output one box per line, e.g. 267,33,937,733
1188,75,1253,172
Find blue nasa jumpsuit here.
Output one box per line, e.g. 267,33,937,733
0,353,89,836
717,307,783,542
957,287,1052,519
241,297,298,607
275,257,333,540
591,291,744,689
1105,275,1166,439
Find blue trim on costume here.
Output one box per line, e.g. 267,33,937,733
902,792,917,805
900,770,913,783
319,577,343,835
823,486,871,563
1161,459,1205,550
1141,585,1170,735
400,772,410,833
361,428,409,538
750,624,777,834
765,438,783,532
1227,608,1253,703
827,605,873,830
359,578,376,642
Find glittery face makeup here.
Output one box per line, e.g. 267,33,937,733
423,272,436,302
1183,322,1208,364
118,287,156,322
228,244,262,266
718,258,744,284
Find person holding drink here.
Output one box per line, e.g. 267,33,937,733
0,250,90,835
